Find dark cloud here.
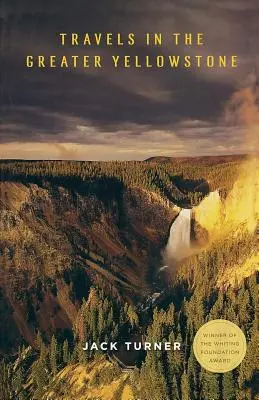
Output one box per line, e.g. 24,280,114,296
0,0,258,158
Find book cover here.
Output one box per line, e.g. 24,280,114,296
0,1,258,399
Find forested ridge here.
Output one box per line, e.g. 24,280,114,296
0,158,258,400
0,158,242,205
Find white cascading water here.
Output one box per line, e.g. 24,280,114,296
164,208,192,263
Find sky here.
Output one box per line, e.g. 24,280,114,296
0,0,259,160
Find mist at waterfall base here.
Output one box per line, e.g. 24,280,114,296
195,159,258,238
161,158,258,280
162,208,197,276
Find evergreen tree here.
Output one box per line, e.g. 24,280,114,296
222,371,236,400
201,371,220,400
171,374,180,400
31,358,49,398
0,360,12,400
181,371,190,400
127,304,139,328
187,349,200,399
12,366,23,397
139,353,169,400
50,335,58,376
62,339,70,365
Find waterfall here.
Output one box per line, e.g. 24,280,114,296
164,208,192,263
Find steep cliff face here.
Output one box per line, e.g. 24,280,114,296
0,158,258,354
32,356,133,400
0,180,176,351
0,180,176,277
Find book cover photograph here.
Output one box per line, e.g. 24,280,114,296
0,0,258,399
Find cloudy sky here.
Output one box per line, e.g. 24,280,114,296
0,0,258,160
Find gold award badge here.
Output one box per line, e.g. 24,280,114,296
193,319,247,373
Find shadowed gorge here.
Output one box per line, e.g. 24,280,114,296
0,157,258,400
